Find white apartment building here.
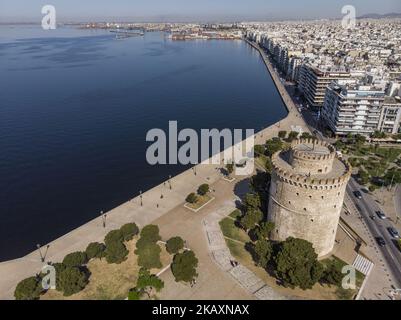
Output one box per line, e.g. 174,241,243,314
322,80,386,136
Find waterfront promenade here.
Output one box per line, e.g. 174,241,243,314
0,42,309,299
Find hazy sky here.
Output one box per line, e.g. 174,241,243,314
1,0,401,22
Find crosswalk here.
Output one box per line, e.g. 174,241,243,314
353,254,374,275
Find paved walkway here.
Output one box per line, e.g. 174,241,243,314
202,205,288,300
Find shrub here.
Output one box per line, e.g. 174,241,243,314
105,241,129,264
166,236,184,254
85,242,106,260
120,222,139,241
62,251,88,267
278,131,287,139
171,250,198,283
322,260,343,286
14,276,43,300
197,184,209,196
51,262,67,292
128,288,142,300
186,193,198,204
136,268,164,292
58,267,89,296
104,229,124,246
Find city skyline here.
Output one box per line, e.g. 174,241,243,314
1,0,401,22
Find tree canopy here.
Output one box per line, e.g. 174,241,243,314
171,250,198,283
166,236,185,254
14,276,43,300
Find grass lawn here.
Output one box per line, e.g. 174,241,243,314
41,239,171,300
219,217,250,243
185,194,213,211
321,256,364,300
229,209,242,219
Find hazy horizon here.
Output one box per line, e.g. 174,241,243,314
1,0,401,23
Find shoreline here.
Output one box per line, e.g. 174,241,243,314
0,39,308,299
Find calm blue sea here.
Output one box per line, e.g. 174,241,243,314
0,25,287,260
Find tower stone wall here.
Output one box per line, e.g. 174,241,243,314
267,138,351,257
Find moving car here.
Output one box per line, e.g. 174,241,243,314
376,211,386,220
376,237,386,247
353,191,362,199
387,227,400,239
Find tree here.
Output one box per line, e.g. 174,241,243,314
62,251,88,267
104,229,124,246
51,262,67,292
287,131,299,142
197,184,209,196
136,268,164,293
105,241,129,264
166,236,184,254
128,288,142,300
322,260,343,286
300,132,315,140
85,242,106,260
254,145,265,156
14,276,43,300
186,192,198,204
358,169,370,185
265,137,283,156
265,157,273,173
58,267,89,296
244,193,261,210
226,163,234,176
254,222,275,240
139,225,161,243
136,242,162,269
171,250,198,283
253,240,273,268
239,209,263,231
120,222,139,241
274,237,323,290
278,131,287,139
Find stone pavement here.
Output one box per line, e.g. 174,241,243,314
202,204,288,300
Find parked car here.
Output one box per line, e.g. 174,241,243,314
387,227,400,239
353,191,362,199
376,237,386,247
376,211,386,220
369,215,376,220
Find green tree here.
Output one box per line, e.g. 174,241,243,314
136,242,162,269
52,262,66,292
58,267,89,296
166,236,185,254
105,241,129,264
128,288,142,300
265,157,273,173
136,268,164,294
254,145,265,156
171,250,198,283
197,183,210,196
120,222,139,241
322,260,343,286
253,240,273,268
85,242,106,260
186,192,198,204
62,251,88,267
14,276,43,300
274,237,323,290
278,131,287,139
139,224,161,243
287,131,299,142
254,222,275,240
358,169,370,185
239,209,263,231
104,229,124,246
226,162,234,176
265,137,283,156
244,193,261,210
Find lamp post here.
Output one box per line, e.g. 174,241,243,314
36,244,49,263
168,175,172,190
101,210,106,228
139,190,143,206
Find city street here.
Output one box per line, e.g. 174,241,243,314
347,178,401,288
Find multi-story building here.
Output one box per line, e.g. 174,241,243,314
298,65,351,109
378,97,401,134
322,80,386,136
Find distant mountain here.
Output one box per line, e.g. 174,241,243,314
357,12,401,19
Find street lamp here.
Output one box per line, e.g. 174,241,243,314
168,175,172,190
100,210,106,228
36,243,50,263
139,190,143,206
